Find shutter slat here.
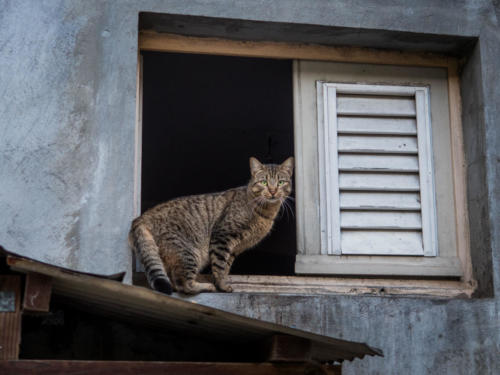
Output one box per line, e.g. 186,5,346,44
338,135,418,154
340,192,421,211
337,95,416,117
339,173,420,191
337,117,417,135
339,154,419,172
340,211,422,230
341,230,424,255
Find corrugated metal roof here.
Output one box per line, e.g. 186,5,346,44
1,246,382,362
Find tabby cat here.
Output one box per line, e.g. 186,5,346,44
129,156,294,295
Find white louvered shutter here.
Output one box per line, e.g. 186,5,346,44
317,83,438,256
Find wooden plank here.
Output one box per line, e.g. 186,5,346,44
341,230,423,255
292,60,306,256
0,275,21,360
0,361,341,375
337,95,416,117
341,211,422,230
326,86,342,255
134,53,143,218
337,117,417,135
317,82,341,255
316,79,329,255
265,335,312,362
294,255,464,279
339,172,420,191
139,31,455,69
227,272,465,289
23,273,52,313
447,64,472,283
327,83,418,96
338,154,419,172
338,135,418,154
134,52,145,273
340,192,421,211
415,88,438,256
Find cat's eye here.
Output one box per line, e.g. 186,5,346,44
260,180,267,185
278,180,286,186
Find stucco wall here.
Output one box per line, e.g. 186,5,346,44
0,1,498,373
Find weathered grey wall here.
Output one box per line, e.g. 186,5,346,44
0,1,139,276
0,0,498,374
191,294,499,374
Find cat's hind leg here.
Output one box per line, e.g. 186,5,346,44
171,248,216,295
129,221,173,295
173,263,216,294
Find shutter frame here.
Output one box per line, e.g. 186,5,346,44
317,83,341,255
415,89,439,256
317,82,438,257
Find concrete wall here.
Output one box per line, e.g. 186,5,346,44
0,0,498,373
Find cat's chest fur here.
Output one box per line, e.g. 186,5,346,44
232,216,274,255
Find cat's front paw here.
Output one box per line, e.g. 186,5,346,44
216,282,233,293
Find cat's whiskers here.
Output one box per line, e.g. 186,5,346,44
278,198,287,221
279,196,295,221
276,198,286,220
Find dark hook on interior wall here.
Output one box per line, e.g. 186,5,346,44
265,134,274,163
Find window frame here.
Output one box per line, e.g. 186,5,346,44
136,31,474,297
294,60,463,277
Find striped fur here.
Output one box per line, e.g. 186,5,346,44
129,157,294,295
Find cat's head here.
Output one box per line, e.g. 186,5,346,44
248,156,294,204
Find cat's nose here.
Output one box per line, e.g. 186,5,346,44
269,189,277,196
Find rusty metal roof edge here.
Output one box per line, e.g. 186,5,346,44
2,246,383,360
0,246,125,281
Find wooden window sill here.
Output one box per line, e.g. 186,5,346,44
133,273,475,299
224,275,475,298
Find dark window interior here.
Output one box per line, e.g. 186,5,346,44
141,51,296,275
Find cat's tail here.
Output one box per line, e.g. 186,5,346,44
129,218,173,295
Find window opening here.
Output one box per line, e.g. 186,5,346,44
141,51,296,275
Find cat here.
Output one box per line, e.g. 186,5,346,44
129,156,294,295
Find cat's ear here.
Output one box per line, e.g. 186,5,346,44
249,157,264,176
280,157,294,176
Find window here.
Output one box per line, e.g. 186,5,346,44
137,31,473,295
294,61,462,277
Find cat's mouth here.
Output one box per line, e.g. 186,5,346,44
265,197,281,204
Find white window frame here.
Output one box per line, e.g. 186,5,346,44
316,83,438,257
293,60,464,277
